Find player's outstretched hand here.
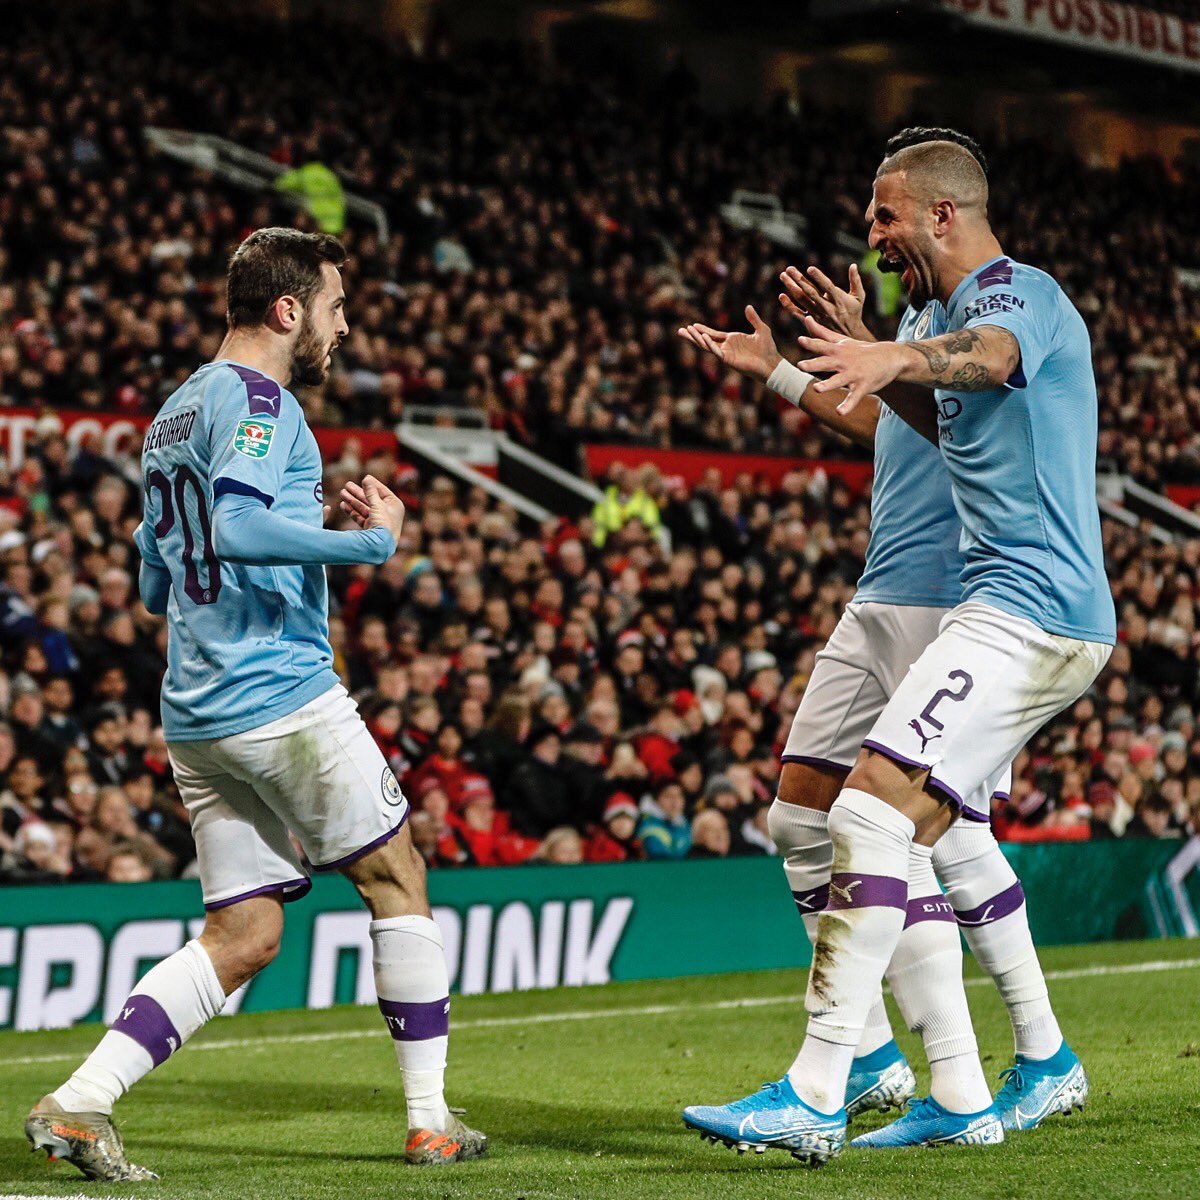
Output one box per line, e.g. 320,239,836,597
340,475,405,543
677,306,782,382
779,264,873,342
796,315,904,415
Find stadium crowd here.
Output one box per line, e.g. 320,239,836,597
1,5,1199,886
2,5,1199,488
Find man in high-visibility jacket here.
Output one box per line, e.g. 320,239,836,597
591,464,662,548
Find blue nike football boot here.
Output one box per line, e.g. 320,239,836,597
992,1040,1088,1131
850,1095,1004,1148
683,1076,846,1165
844,1040,917,1119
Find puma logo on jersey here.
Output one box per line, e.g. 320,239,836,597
829,879,863,905
909,719,941,754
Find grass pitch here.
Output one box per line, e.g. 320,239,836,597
2,938,1198,1200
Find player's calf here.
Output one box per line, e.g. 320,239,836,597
27,926,237,1181
343,828,489,1162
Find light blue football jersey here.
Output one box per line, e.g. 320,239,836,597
936,256,1115,644
854,301,964,609
134,360,341,741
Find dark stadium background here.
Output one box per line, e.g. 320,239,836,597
1,0,1199,987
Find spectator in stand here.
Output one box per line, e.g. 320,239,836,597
535,827,585,866
505,723,573,838
637,781,692,860
0,821,71,885
688,810,732,860
105,843,153,883
405,721,472,809
585,793,645,864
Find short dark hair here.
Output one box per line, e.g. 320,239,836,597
884,126,989,177
226,227,346,328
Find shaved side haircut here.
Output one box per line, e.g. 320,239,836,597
876,140,990,215
885,126,988,176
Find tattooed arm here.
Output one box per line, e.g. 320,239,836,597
895,326,1020,392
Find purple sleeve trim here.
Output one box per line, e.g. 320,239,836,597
110,994,182,1067
227,363,283,417
204,877,312,911
861,739,930,773
379,996,450,1041
791,885,830,914
781,754,852,774
904,894,956,928
954,880,1026,927
213,477,275,510
959,806,991,823
827,871,907,911
310,811,410,873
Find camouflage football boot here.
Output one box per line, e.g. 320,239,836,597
405,1109,488,1165
25,1094,159,1182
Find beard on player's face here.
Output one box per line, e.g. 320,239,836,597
289,308,333,388
878,225,936,308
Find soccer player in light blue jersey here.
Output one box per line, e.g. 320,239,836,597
678,133,1108,1162
26,229,486,1180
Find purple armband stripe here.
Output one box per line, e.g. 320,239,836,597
378,996,450,1041
792,885,829,915
904,894,956,928
826,872,907,911
954,881,1026,927
213,477,275,509
110,994,182,1067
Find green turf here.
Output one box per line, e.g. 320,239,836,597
2,938,1199,1200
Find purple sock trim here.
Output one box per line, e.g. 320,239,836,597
378,996,450,1041
792,884,829,914
827,872,907,911
904,894,956,928
954,880,1026,927
110,994,182,1068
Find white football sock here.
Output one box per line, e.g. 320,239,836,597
887,843,990,1113
52,940,226,1115
768,799,894,1058
933,820,1063,1060
372,915,451,1132
789,788,914,1114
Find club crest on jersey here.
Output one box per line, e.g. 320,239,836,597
913,305,934,341
381,767,403,806
233,419,276,459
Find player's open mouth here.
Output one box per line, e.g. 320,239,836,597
880,252,913,290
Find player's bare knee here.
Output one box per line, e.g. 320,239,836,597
776,761,845,812
200,900,284,991
845,748,921,806
342,830,429,919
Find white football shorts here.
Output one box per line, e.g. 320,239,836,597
168,683,410,911
782,601,1011,821
864,601,1111,814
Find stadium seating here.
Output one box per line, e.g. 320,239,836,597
0,3,1197,886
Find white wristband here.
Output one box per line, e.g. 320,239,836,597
765,360,816,407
